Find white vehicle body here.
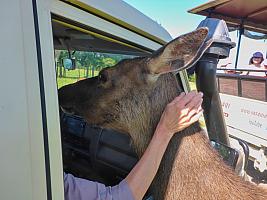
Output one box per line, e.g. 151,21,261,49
220,94,267,158
0,1,180,199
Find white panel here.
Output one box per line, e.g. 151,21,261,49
220,94,267,141
37,0,65,199
51,0,163,51
21,0,48,199
75,0,172,41
0,1,32,199
0,0,47,199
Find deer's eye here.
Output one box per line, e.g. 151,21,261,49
98,70,108,83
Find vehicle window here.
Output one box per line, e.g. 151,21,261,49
218,30,267,73
55,50,135,89
52,16,152,186
51,18,149,89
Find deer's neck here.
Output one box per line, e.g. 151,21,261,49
150,124,266,200
126,75,266,200
126,74,181,156
150,123,207,199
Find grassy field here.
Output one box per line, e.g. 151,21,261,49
57,67,100,89
57,77,79,89
58,75,197,90
188,79,206,128
189,81,197,90
57,67,198,89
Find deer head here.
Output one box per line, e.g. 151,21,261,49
59,27,212,155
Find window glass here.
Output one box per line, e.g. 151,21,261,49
55,50,135,89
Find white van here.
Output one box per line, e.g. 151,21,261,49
0,1,178,199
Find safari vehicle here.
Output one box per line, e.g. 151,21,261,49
189,0,267,174
0,0,173,199
0,0,250,200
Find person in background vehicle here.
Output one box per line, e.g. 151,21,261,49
64,91,204,200
218,62,237,74
242,52,266,77
263,55,267,69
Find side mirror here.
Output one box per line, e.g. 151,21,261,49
62,58,76,70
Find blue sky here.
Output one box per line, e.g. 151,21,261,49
123,0,208,37
123,0,267,67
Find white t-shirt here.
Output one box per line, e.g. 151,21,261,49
241,64,266,77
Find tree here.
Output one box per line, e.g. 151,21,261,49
56,50,133,78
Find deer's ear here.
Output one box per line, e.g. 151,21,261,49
147,27,212,75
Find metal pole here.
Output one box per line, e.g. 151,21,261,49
234,28,244,69
196,55,230,145
195,18,236,146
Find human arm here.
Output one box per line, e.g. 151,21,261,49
263,60,267,76
63,91,203,200
125,91,203,200
220,62,233,73
64,172,134,200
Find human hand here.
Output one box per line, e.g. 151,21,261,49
220,62,232,68
156,91,203,138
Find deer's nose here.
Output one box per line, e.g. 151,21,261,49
60,106,76,115
58,85,75,111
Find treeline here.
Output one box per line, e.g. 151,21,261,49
55,50,134,78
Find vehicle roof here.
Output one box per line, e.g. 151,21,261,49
188,0,267,34
65,0,173,43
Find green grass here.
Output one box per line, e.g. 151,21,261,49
56,67,100,89
57,77,79,89
188,74,197,90
189,81,197,90
188,78,206,128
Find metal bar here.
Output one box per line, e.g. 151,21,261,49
217,68,267,72
188,0,231,14
238,77,242,97
217,77,220,93
196,55,230,145
247,6,267,18
234,28,243,69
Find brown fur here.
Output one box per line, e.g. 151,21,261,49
59,28,267,199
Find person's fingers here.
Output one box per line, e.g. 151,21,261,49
177,91,198,107
176,91,202,118
189,109,204,123
194,98,203,111
184,92,203,110
174,109,203,132
180,108,203,126
197,106,202,113
187,102,202,119
171,92,185,104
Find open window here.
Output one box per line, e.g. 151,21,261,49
52,16,152,89
52,15,157,186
